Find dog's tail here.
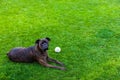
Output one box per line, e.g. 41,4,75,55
7,52,12,61
7,52,10,56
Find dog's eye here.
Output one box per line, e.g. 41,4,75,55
41,42,48,46
42,41,46,43
42,42,46,45
42,41,46,44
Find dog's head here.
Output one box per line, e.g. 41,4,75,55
35,37,51,51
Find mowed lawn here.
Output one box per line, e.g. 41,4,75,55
0,0,120,80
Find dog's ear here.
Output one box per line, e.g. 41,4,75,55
46,37,51,41
35,39,40,44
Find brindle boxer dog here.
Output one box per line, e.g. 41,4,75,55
7,37,65,70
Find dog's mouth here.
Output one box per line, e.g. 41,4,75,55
43,48,48,51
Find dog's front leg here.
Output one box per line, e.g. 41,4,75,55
47,57,65,66
38,59,65,70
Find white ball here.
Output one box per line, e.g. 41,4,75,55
55,47,61,53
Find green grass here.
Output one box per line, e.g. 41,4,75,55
0,0,120,80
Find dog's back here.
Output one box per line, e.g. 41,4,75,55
7,47,35,63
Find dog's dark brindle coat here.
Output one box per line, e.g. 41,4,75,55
7,38,65,70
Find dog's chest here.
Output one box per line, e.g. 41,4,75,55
36,52,48,60
41,52,48,59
